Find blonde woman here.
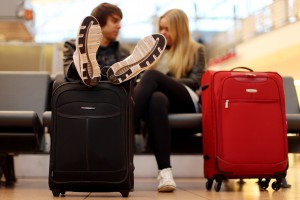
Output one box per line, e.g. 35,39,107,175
134,9,206,192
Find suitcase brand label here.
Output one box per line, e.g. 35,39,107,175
246,89,258,93
81,106,96,110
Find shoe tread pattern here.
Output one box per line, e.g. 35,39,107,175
107,34,166,84
77,16,102,87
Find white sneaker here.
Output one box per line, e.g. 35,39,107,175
74,16,102,87
106,33,166,84
157,168,176,192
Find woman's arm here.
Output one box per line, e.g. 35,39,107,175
178,45,207,90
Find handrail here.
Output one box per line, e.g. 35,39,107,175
207,0,300,65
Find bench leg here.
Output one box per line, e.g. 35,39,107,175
0,153,16,187
281,177,291,188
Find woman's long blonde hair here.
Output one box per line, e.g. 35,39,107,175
159,9,201,79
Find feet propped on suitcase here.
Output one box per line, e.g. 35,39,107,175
73,16,102,87
73,16,166,86
106,33,167,84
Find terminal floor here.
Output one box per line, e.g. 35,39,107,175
1,154,300,200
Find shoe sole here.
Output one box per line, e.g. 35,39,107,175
107,33,166,84
76,16,102,86
158,185,176,192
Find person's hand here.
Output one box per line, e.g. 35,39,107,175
195,89,201,97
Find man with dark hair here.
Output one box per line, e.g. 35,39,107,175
64,2,166,86
63,2,130,83
91,2,123,27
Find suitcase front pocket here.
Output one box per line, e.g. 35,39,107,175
219,99,286,165
54,101,126,173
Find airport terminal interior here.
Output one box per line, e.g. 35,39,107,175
1,0,300,199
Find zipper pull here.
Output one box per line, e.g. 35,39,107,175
225,100,229,108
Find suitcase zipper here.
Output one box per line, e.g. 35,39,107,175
225,100,229,108
224,99,279,108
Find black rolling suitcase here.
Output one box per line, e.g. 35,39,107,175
48,80,134,197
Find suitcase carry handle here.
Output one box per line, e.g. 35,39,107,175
202,84,209,91
231,67,253,72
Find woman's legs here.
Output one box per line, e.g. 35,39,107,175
134,70,196,169
134,70,195,118
148,91,171,169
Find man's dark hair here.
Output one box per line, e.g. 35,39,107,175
91,2,123,27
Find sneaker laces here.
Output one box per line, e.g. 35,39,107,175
157,168,174,182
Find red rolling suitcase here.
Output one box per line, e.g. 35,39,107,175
201,67,288,192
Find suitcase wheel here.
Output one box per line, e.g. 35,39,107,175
51,189,65,197
272,181,281,191
120,190,129,197
258,178,270,190
214,181,222,192
212,176,223,192
205,179,214,190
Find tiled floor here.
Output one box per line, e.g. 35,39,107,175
1,154,300,200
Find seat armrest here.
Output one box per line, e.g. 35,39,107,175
0,111,42,131
0,111,43,152
43,111,52,128
168,113,202,131
286,113,300,133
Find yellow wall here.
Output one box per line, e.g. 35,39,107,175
0,43,62,74
235,44,300,79
210,21,300,78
